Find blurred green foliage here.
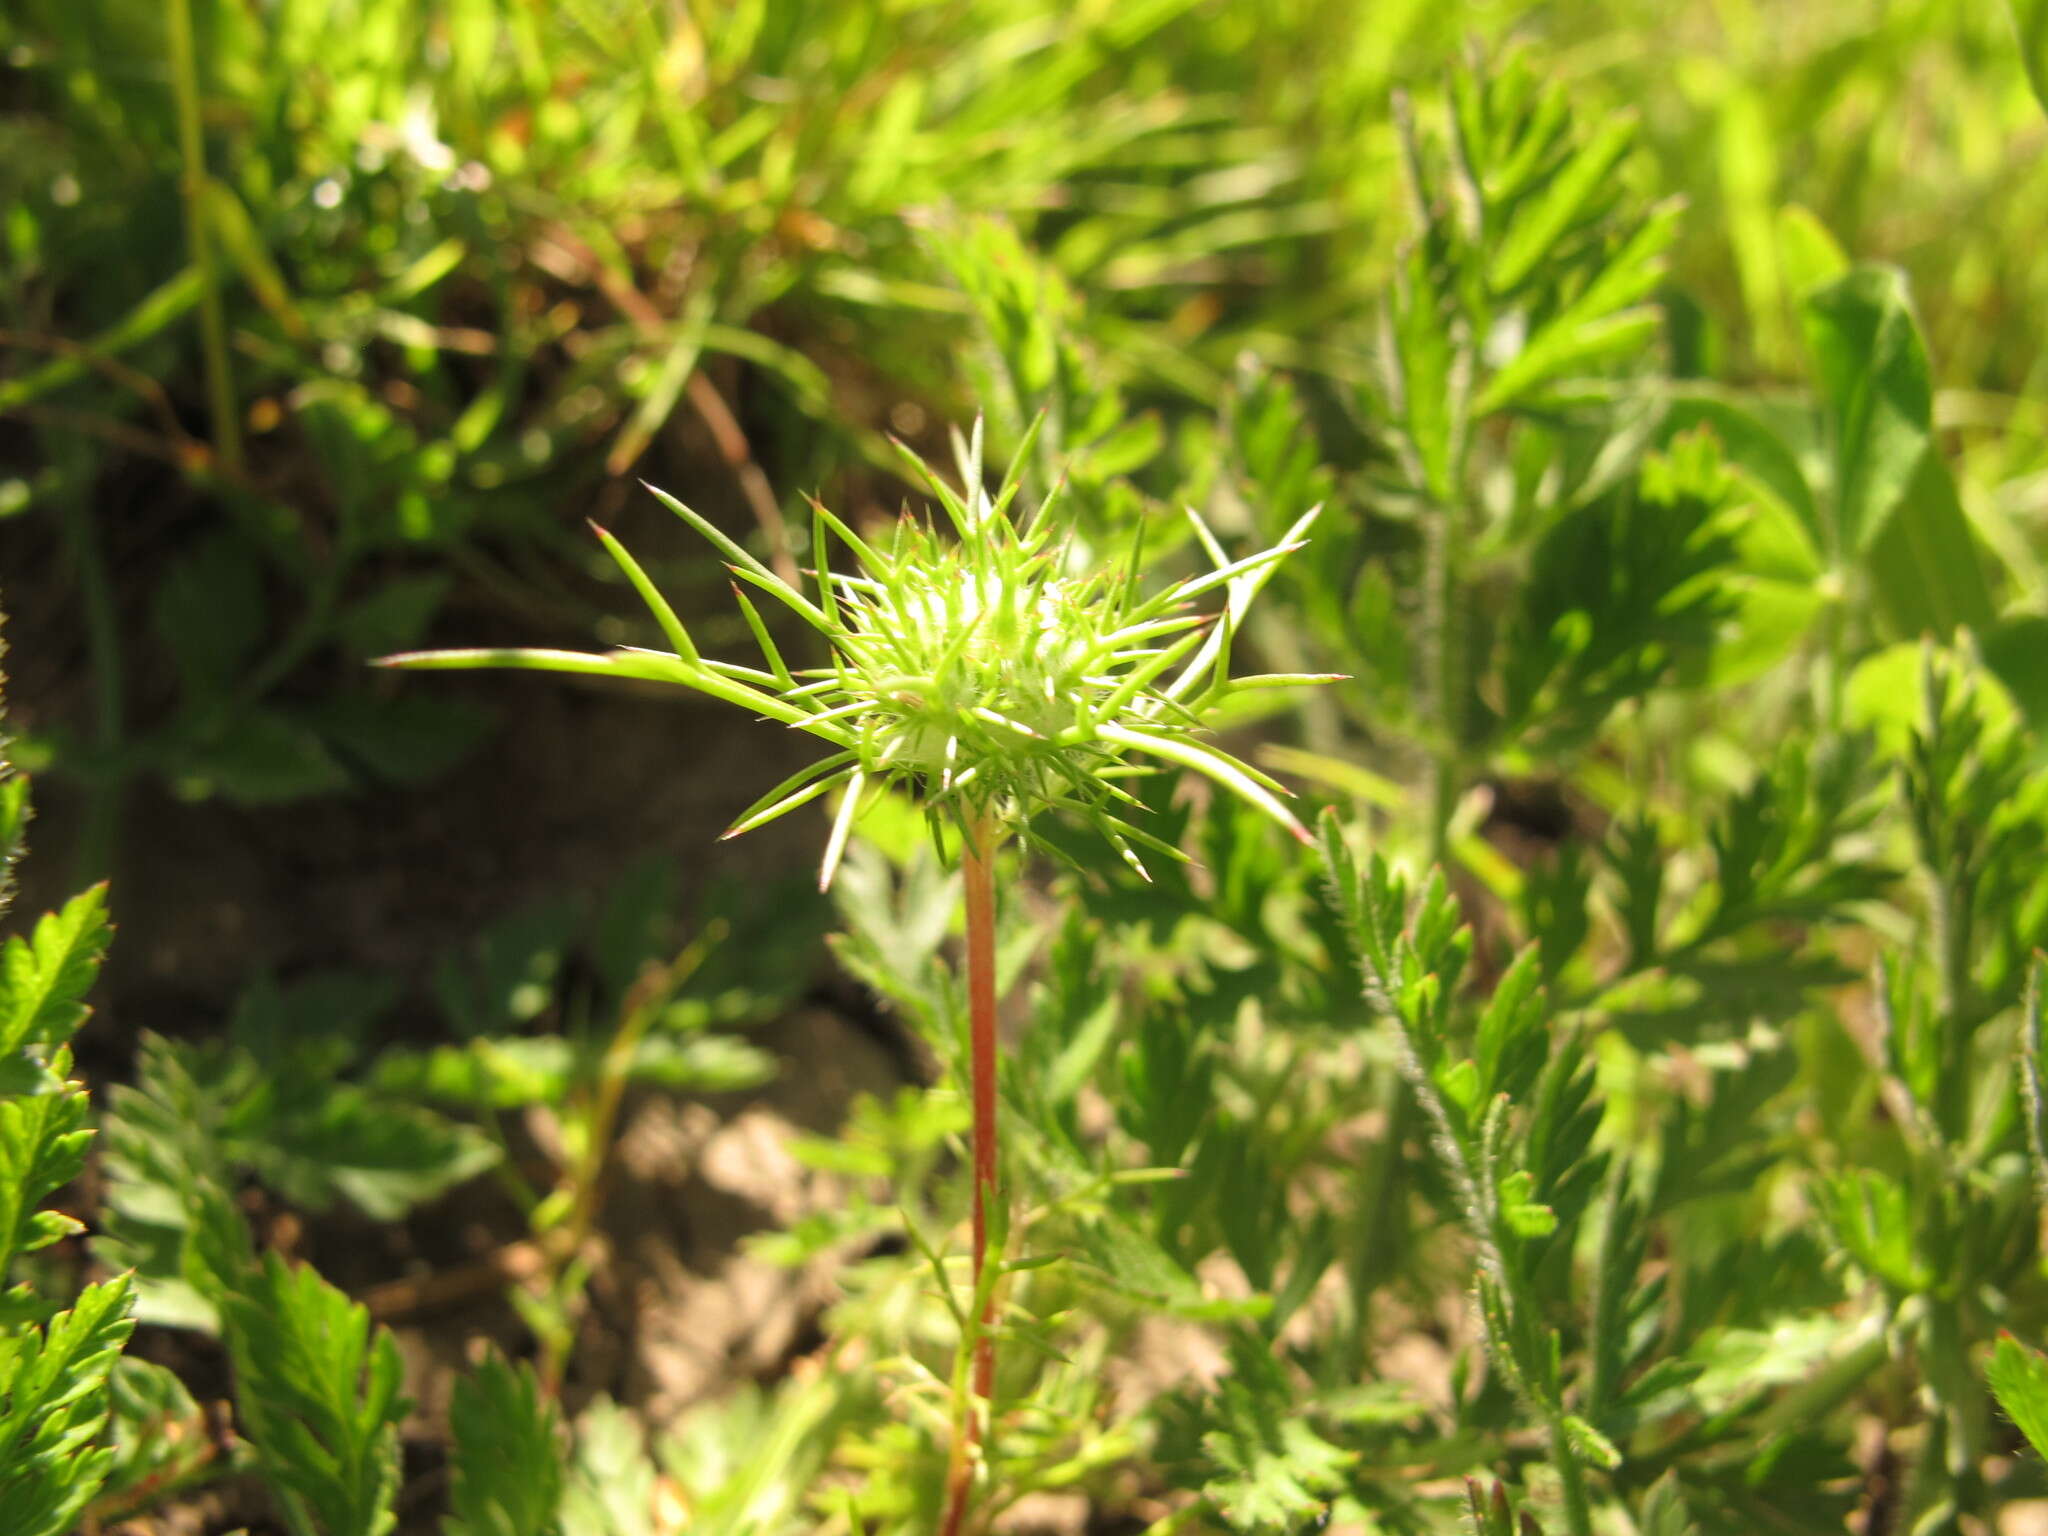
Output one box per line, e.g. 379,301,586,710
8,5,2048,1536
6,0,2048,878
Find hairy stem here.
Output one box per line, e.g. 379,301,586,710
1348,1064,1410,1366
1547,1412,1596,1536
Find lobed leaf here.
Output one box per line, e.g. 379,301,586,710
446,1353,563,1536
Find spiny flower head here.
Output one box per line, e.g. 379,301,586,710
381,417,1330,888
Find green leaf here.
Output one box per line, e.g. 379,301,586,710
1846,642,2020,759
1663,387,1822,551
1814,1169,1931,1293
178,711,351,803
1383,245,1468,504
446,1353,563,1536
1561,1413,1622,1470
559,1398,656,1536
152,534,268,706
334,576,453,660
1636,1471,1700,1536
0,1059,93,1275
1863,453,1995,641
96,1025,490,1326
1476,198,1678,416
1800,265,1932,558
1497,1169,1558,1239
263,1088,499,1221
230,971,394,1066
623,1034,775,1095
1708,485,1828,687
1073,1216,1268,1323
659,1374,846,1535
1117,1003,1216,1172
100,1357,212,1513
1194,1331,1350,1533
311,693,497,786
0,884,110,1060
1991,1334,2048,1463
1024,907,1122,1116
1776,203,1849,296
431,895,578,1038
1475,946,1547,1103
1499,434,1741,748
1984,615,2048,732
216,1246,406,1536
0,1275,136,1536
92,1034,231,1331
1488,115,1639,294
1477,1273,1562,1405
1202,1416,1345,1534
373,1036,576,1111
2009,0,2048,116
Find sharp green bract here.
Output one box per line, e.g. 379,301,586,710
381,420,1326,885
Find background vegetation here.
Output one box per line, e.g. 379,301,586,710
6,1,2048,1532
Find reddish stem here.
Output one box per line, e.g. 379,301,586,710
942,813,1002,1535
963,817,1000,1402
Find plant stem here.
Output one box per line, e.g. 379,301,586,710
1924,1292,1988,1523
539,924,722,1393
1926,856,1974,1145
942,812,1002,1536
166,0,242,477
1424,494,1464,868
1348,1064,1410,1367
1547,1412,1596,1536
964,818,1000,1407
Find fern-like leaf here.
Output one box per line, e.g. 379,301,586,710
0,1274,137,1536
446,1352,563,1536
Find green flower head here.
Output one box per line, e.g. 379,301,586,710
382,417,1330,888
